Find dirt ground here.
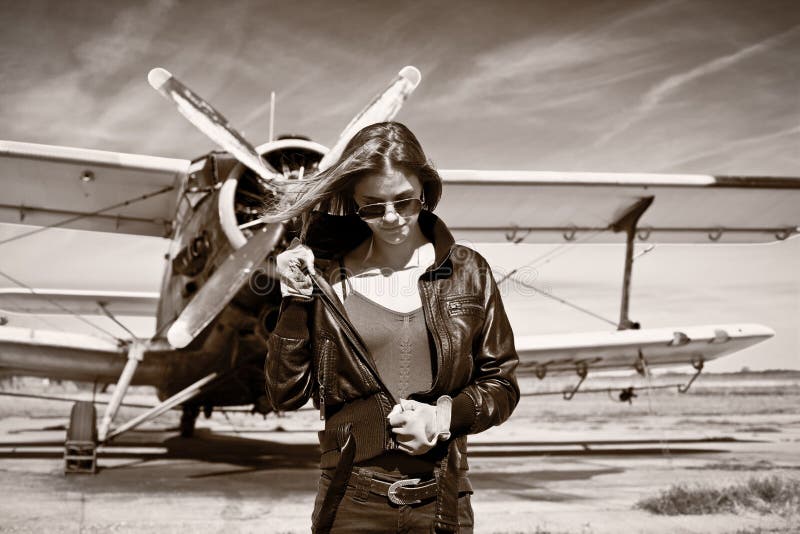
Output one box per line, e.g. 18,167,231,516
1,375,799,533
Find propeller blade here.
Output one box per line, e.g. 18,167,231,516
147,67,281,185
317,66,421,172
166,223,285,348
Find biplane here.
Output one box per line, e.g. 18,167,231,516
0,66,796,473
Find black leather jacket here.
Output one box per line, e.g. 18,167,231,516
265,211,519,525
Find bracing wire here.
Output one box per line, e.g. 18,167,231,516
494,227,617,326
0,185,174,247
0,268,125,344
505,274,618,327
638,353,673,461
98,302,139,340
529,229,608,270
0,300,66,334
0,184,176,343
496,228,606,285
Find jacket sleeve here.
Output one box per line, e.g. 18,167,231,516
449,256,520,436
264,296,316,411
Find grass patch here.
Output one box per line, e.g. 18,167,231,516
636,475,800,516
691,460,780,471
736,426,782,433
675,418,739,426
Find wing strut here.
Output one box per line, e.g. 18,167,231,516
611,196,654,330
104,371,220,442
98,341,145,442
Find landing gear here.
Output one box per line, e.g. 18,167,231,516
104,372,219,442
64,401,97,474
180,405,200,438
98,341,145,442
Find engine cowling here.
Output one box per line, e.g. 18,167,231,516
218,137,328,249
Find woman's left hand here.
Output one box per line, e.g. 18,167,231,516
388,397,452,455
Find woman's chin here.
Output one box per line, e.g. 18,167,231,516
374,226,410,245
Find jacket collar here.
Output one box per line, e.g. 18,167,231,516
304,210,455,273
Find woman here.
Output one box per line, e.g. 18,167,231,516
264,122,519,533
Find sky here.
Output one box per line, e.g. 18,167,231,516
0,0,798,371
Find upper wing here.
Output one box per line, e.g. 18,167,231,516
0,140,190,237
437,170,800,243
0,288,159,317
514,323,774,376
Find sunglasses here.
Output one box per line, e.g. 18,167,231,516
356,197,423,221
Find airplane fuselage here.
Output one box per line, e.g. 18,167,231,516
151,141,325,412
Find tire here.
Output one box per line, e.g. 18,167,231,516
67,401,97,443
180,405,199,438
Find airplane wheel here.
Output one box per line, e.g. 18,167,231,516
65,401,98,474
67,401,97,442
180,405,199,438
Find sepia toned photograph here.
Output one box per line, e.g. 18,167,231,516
1,1,799,532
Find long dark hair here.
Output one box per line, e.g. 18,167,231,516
263,122,442,238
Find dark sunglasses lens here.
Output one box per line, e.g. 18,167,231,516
395,198,422,216
357,198,422,220
357,205,385,220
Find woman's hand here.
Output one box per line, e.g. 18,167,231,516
388,397,452,455
276,238,316,299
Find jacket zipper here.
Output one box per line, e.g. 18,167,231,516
418,279,444,396
318,341,328,421
311,273,398,406
323,298,398,450
447,301,483,314
414,243,455,398
310,241,453,408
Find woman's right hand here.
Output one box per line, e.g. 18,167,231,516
276,238,316,299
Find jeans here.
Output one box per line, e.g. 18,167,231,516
311,470,474,533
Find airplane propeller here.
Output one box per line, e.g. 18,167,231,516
160,66,422,349
166,223,284,348
317,66,421,172
147,67,283,185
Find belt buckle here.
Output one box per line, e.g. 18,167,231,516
387,477,422,505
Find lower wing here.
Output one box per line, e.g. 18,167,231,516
514,323,774,376
0,326,165,384
0,288,159,317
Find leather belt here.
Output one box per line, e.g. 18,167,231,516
352,467,438,505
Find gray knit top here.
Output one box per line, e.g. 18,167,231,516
341,281,433,401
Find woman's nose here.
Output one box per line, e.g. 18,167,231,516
382,203,399,223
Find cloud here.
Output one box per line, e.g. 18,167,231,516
72,0,178,79
663,126,800,171
416,1,683,121
595,24,800,147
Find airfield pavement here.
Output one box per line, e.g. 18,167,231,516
0,374,799,534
